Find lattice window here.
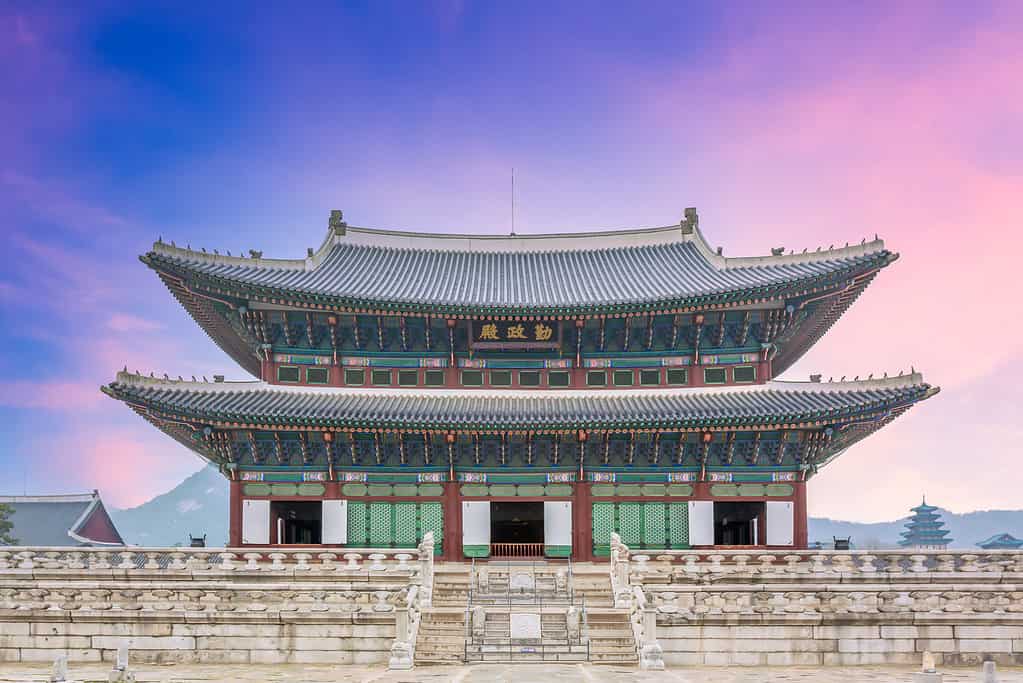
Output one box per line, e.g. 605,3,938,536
593,501,688,554
617,503,644,547
369,502,392,546
668,503,690,548
420,503,443,554
394,502,418,547
592,503,614,551
643,503,667,547
347,502,368,546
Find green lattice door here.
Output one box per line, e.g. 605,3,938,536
592,501,690,555
345,501,443,553
592,502,614,556
668,502,690,548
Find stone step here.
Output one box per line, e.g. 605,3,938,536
467,643,588,654
474,637,579,646
590,654,638,664
420,617,466,626
466,652,589,663
588,637,635,647
416,643,466,652
417,650,466,656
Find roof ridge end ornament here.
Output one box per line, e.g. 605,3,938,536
680,207,698,235
330,209,347,236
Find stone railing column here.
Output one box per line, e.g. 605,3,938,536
639,606,664,670
388,605,413,670
418,531,435,607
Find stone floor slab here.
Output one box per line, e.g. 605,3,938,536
2,663,1023,683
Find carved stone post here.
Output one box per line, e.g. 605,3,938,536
639,607,664,670
387,607,413,670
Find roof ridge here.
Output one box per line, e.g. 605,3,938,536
146,210,889,267
769,371,931,392
0,493,98,503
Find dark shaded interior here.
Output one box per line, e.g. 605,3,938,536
714,501,764,546
272,501,322,544
491,502,544,544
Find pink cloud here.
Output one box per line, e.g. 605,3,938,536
18,425,207,508
106,313,164,334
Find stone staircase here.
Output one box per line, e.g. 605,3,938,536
413,608,466,664
432,562,473,605
464,608,589,662
413,561,636,666
475,564,563,602
414,563,471,665
569,564,616,608
585,609,639,664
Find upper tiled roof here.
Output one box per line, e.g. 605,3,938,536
144,219,894,315
102,371,935,432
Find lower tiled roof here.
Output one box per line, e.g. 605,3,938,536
102,372,937,431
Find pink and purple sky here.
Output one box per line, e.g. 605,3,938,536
1,2,1020,520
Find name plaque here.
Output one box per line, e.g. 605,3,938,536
471,320,561,350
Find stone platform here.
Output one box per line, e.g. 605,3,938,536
2,663,1023,682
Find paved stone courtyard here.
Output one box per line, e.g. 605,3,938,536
3,663,1023,683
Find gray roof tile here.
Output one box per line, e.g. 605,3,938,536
146,226,892,313
103,373,935,431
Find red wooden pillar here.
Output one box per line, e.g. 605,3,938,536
793,481,809,549
228,479,243,547
573,481,592,561
261,357,275,383
442,481,461,561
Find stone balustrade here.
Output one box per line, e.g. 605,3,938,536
0,546,419,576
622,549,1023,583
0,544,432,666
611,542,1023,667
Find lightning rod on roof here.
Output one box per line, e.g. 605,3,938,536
510,167,516,236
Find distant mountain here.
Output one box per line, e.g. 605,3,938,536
110,466,228,547
111,467,1023,550
809,508,1023,549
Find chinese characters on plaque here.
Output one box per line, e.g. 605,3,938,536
471,321,559,349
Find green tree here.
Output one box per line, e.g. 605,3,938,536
0,503,16,545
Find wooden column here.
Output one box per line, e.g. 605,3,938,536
573,481,592,562
442,481,462,561
793,480,809,549
228,479,243,547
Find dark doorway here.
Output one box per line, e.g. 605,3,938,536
271,501,322,544
491,502,544,544
714,501,764,546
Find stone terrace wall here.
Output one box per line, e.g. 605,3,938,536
0,547,428,666
610,539,1023,667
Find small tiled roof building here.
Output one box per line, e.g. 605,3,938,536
0,491,124,547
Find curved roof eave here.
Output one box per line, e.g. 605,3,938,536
102,370,936,434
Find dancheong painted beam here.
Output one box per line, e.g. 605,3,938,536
102,209,936,560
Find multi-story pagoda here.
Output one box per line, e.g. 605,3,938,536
103,209,937,559
898,498,952,550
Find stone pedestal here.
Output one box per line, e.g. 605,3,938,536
910,674,942,683
388,641,413,670
640,641,665,670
